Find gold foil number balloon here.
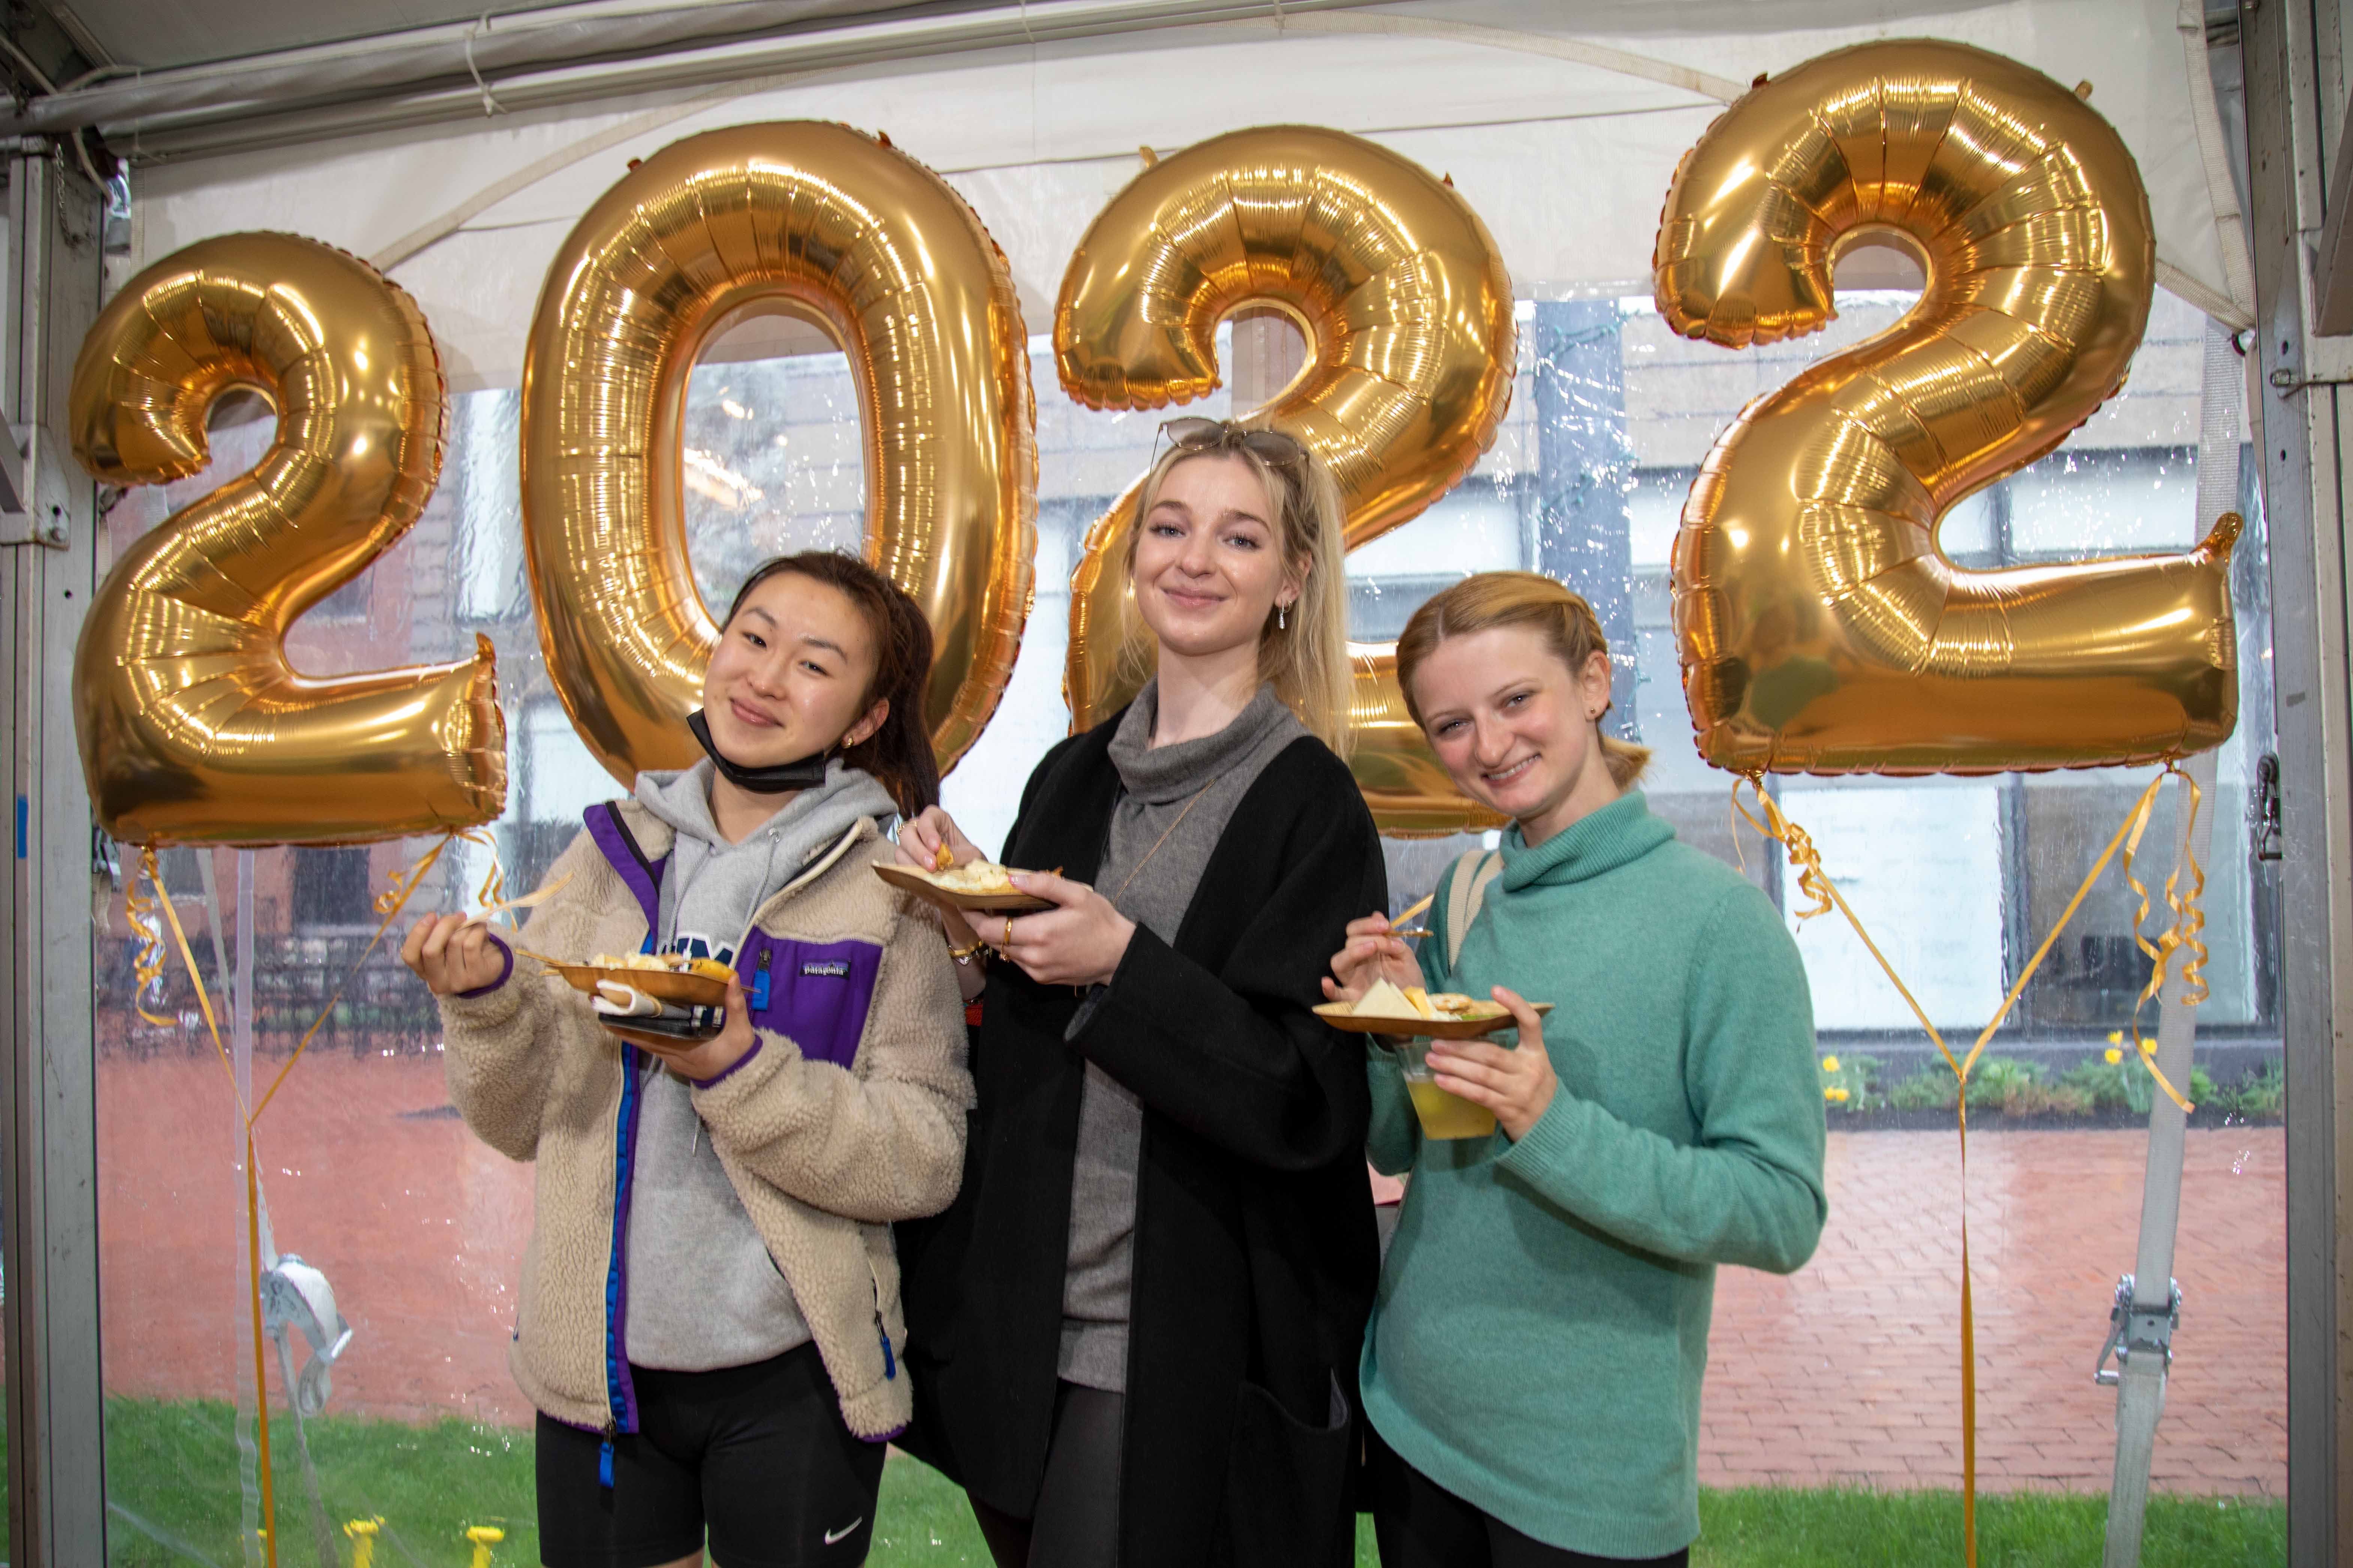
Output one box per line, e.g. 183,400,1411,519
521,122,1036,784
1656,41,2237,775
1057,125,1516,834
70,232,505,845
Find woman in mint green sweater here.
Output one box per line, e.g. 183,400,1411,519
1327,572,1826,1567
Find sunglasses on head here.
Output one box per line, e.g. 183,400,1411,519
1157,417,1311,471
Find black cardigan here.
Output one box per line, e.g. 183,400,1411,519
897,713,1387,1568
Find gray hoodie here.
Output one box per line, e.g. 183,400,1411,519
623,756,900,1372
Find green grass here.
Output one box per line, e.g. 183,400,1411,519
88,1399,2284,1566
1689,1486,2283,1567
103,1398,533,1567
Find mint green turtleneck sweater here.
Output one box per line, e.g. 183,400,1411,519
1361,791,1826,1558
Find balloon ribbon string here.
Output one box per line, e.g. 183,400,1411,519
132,829,492,1568
140,848,272,1567
252,827,500,1123
1730,766,2190,1568
122,868,178,1029
2123,769,2206,1113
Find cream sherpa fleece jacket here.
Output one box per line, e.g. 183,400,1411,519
437,799,971,1441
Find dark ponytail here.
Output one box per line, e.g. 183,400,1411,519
723,551,941,818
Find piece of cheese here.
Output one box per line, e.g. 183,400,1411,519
1403,986,1436,1019
1353,978,1417,1018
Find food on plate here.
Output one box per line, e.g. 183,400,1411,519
586,951,735,983
590,951,672,971
933,859,1018,894
1427,992,1490,1016
1350,977,1504,1021
933,839,955,872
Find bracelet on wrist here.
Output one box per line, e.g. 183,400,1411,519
946,937,991,965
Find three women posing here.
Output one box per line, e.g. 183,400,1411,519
404,429,1827,1568
896,420,1387,1568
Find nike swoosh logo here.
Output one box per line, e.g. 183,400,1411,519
823,1519,864,1546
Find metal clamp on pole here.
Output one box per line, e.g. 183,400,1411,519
2094,1272,2183,1386
0,421,70,548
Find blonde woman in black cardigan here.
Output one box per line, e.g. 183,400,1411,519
895,420,1386,1568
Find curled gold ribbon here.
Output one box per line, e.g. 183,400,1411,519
125,848,176,1028
1731,778,1834,921
2120,765,2202,1113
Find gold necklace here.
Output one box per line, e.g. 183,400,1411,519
1110,778,1219,900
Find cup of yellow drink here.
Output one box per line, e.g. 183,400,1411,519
1396,1041,1497,1140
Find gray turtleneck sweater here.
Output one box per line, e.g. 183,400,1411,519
1058,681,1308,1392
625,757,900,1372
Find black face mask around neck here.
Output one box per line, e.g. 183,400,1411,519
687,710,831,794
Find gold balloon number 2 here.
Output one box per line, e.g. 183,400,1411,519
70,233,505,846
1655,41,2238,776
1057,126,1519,834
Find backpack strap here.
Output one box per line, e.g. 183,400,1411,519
1443,847,1505,973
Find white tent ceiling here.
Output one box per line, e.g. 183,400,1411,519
32,0,982,73
124,0,2253,393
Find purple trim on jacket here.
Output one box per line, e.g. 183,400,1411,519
456,933,514,998
688,1035,763,1089
738,932,883,1071
585,802,668,932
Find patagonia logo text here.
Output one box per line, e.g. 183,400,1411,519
800,960,851,978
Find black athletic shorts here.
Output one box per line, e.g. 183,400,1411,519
536,1343,888,1568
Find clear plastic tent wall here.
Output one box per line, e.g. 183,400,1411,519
93,0,2280,1559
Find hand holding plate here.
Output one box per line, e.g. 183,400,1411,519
1425,986,1557,1142
1000,870,1135,989
630,974,758,1084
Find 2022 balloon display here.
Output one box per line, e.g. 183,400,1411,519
73,58,2241,847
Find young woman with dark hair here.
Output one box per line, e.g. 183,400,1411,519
892,420,1387,1568
403,550,972,1568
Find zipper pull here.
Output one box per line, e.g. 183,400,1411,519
878,1317,897,1381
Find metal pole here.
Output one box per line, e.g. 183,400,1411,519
2100,312,2257,1564
0,142,109,1567
2099,748,2217,1565
2242,0,2353,1558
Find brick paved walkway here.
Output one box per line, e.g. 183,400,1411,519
1702,1127,2286,1496
99,1057,2287,1497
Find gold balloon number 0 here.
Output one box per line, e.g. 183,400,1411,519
1655,41,2238,775
520,123,1036,786
1057,126,1519,834
70,233,504,846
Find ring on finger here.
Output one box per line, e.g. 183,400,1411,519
1002,915,1015,950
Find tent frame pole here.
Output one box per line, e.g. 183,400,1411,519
2244,0,2353,1561
0,141,108,1568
